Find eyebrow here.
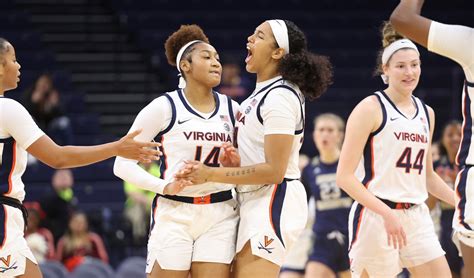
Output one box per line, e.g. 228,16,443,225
200,50,218,56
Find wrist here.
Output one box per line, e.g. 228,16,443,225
207,167,216,182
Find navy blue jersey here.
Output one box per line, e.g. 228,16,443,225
301,157,352,235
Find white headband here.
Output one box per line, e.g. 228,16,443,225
267,20,289,55
381,39,419,84
175,40,203,88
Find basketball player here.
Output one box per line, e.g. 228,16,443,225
336,22,455,277
0,38,160,278
303,113,351,278
429,121,463,277
176,20,333,277
113,25,240,278
391,1,474,275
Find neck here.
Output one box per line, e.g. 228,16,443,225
256,63,279,83
384,86,413,104
183,80,214,104
320,149,340,164
447,150,457,163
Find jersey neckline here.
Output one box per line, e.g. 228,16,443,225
177,89,220,120
380,90,419,120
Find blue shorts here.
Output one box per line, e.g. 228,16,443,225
440,210,463,274
308,231,349,273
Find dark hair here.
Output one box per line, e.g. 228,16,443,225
438,120,462,158
164,25,210,68
0,38,10,64
277,20,333,100
374,21,405,76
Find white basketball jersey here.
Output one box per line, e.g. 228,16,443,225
236,78,305,192
358,91,430,204
0,97,44,201
158,90,237,197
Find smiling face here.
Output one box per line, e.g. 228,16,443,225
442,123,462,156
245,21,283,74
383,48,420,94
180,42,222,88
0,42,21,92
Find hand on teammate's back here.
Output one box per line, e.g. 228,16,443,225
219,142,240,167
117,130,162,163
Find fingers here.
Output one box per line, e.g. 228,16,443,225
126,129,142,138
139,141,162,148
400,227,407,247
139,147,162,157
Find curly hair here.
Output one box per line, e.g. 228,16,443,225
278,20,333,100
374,21,406,76
164,25,210,68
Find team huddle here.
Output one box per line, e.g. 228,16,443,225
0,0,472,277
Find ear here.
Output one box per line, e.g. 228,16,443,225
271,48,285,60
382,63,389,75
180,60,191,73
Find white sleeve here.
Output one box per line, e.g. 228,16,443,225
0,99,44,149
428,21,474,80
261,88,301,135
113,96,173,194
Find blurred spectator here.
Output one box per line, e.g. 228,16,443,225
23,73,73,146
56,212,109,272
216,62,252,103
40,169,77,243
123,162,159,244
24,202,55,262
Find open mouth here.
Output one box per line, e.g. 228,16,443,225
245,46,253,63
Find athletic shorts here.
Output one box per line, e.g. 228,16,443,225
308,230,349,273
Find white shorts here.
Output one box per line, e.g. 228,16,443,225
0,205,37,277
146,195,238,272
348,202,445,277
236,180,308,267
453,166,474,250
281,198,315,271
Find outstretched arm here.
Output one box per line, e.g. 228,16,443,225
390,0,431,47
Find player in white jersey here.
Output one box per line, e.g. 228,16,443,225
390,1,474,274
176,20,333,277
113,25,240,278
0,38,160,278
336,23,456,278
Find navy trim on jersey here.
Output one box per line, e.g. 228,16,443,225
419,98,431,132
226,96,236,127
256,85,305,135
456,168,472,230
156,94,176,137
457,83,472,166
380,90,419,120
149,195,158,237
372,93,387,136
466,80,474,87
361,135,374,186
0,137,15,195
250,78,284,98
270,181,288,247
177,89,220,120
349,203,364,250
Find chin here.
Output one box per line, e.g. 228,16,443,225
245,64,256,73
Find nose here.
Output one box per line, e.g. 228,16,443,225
247,34,254,43
17,62,21,70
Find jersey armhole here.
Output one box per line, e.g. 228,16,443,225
226,96,236,127
371,93,387,136
256,85,305,135
419,98,432,132
156,94,176,138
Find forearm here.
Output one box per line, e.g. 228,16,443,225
55,143,117,168
390,0,430,47
337,175,392,217
209,163,284,185
114,157,167,194
427,172,455,206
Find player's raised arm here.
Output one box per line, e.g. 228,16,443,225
390,0,431,47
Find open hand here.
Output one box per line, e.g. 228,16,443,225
117,130,162,163
382,209,407,249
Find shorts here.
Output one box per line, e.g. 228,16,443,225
453,165,474,251
440,210,463,274
146,195,238,272
0,205,37,277
236,180,308,266
348,202,445,277
308,230,350,273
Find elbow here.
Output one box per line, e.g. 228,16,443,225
267,171,285,185
390,10,408,29
335,171,349,191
